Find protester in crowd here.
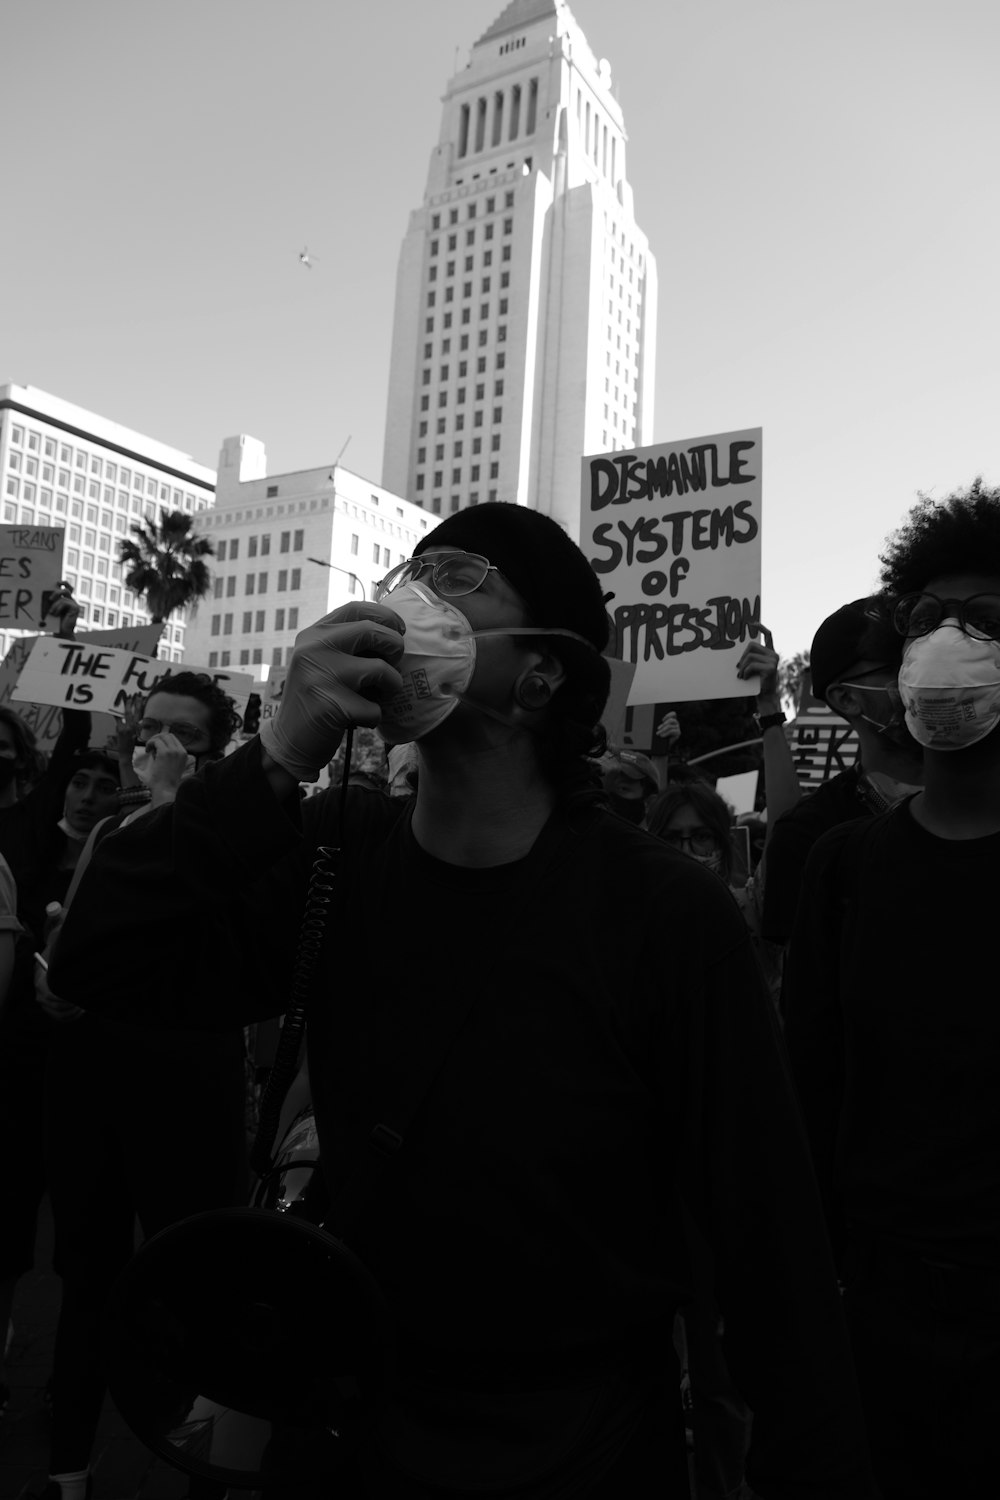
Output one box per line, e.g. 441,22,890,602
0,707,46,806
760,595,922,948
0,848,24,1420
0,590,122,1438
31,673,244,1500
782,480,1000,1498
598,746,659,824
52,503,876,1499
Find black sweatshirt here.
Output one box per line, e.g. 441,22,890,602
52,738,877,1499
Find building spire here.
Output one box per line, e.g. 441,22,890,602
475,0,560,47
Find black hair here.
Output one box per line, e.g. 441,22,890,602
0,707,46,786
144,671,242,758
68,749,121,783
523,637,611,809
646,781,735,884
880,479,1000,599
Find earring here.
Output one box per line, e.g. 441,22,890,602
516,675,551,710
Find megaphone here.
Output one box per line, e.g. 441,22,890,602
102,1207,393,1490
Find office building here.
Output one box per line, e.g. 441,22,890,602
184,435,430,673
0,383,215,664
382,0,657,537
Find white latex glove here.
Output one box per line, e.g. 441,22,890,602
258,603,406,782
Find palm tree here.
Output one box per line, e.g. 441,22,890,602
118,508,214,623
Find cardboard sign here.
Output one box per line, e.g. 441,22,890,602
715,770,760,817
581,429,762,705
12,639,256,721
0,525,66,630
0,626,165,756
12,640,171,714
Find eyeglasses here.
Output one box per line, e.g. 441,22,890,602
662,827,720,857
136,718,208,748
374,551,501,603
892,593,1000,643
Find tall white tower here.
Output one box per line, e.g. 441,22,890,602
382,0,657,540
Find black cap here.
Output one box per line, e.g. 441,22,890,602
414,503,609,652
810,596,900,701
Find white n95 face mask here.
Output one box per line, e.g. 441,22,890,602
377,582,478,745
898,624,1000,751
377,581,598,745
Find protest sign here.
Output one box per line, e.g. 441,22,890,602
0,625,165,757
12,640,256,723
0,525,66,630
715,770,759,817
581,429,762,705
12,640,171,714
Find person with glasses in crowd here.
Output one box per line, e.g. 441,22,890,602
30,673,244,1500
758,594,924,955
783,480,1000,1499
50,503,876,1498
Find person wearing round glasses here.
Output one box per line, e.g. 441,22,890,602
783,480,1000,1499
51,503,876,1498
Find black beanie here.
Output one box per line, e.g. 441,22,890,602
414,503,609,652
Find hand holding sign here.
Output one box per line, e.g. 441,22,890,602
736,625,780,707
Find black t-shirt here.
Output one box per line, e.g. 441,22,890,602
783,799,1000,1270
760,769,868,943
52,740,876,1497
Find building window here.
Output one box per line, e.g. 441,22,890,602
249,536,258,558
211,616,221,637
240,650,250,666
290,568,301,590
293,529,303,551
255,611,265,632
491,435,501,451
226,577,236,597
416,475,425,490
213,579,223,600
493,407,502,422
420,396,430,411
288,608,299,630
278,570,288,590
246,574,255,595
266,485,278,498
276,608,285,631
258,572,268,591
230,540,239,560
434,471,443,487
242,612,252,633
372,541,380,563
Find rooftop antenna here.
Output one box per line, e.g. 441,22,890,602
333,434,351,469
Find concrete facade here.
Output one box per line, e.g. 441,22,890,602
382,0,657,540
183,436,431,673
0,384,215,664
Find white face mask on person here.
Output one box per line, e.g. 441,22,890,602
898,624,1000,751
131,745,199,785
377,581,593,745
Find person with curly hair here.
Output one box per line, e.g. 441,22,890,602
783,477,1000,1497
52,504,876,1498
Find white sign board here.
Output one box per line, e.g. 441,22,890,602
581,429,762,705
0,525,66,630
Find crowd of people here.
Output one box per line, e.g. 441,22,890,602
0,485,996,1499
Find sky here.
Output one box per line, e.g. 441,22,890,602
5,0,1000,656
